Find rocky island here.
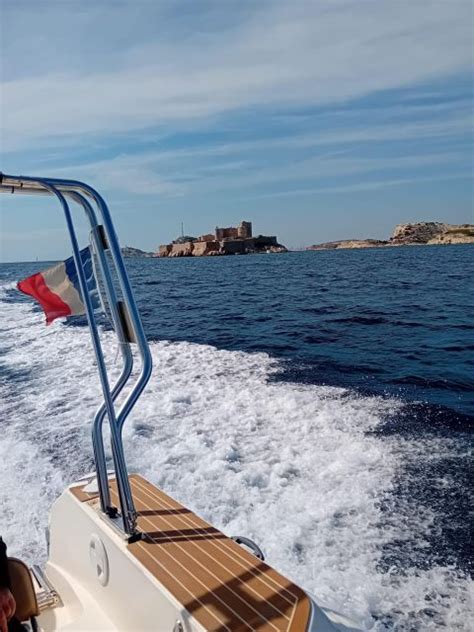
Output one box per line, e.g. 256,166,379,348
158,221,287,257
121,246,154,257
307,222,474,250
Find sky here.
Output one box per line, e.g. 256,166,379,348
0,0,473,261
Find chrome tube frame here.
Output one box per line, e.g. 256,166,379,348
0,173,153,536
68,191,134,516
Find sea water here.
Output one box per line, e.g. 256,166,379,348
0,245,472,630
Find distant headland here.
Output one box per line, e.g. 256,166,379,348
121,246,154,258
307,222,474,251
157,221,287,257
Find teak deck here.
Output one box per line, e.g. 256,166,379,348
71,475,311,631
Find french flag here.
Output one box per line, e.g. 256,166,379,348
17,247,99,325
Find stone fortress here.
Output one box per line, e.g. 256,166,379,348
158,221,287,257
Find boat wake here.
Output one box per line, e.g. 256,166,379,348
0,283,471,630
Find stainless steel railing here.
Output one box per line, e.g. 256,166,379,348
0,173,153,537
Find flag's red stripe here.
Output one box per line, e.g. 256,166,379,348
17,272,72,325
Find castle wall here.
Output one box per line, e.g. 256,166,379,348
219,240,247,254
197,234,216,243
192,241,220,256
254,235,277,246
215,226,239,240
168,242,194,257
215,222,252,240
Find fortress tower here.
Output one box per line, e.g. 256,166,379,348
237,221,252,239
215,221,252,241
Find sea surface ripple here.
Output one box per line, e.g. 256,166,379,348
0,245,472,631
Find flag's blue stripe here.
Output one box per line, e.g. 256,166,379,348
64,251,81,298
64,247,100,311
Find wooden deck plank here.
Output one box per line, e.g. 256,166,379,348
70,475,311,631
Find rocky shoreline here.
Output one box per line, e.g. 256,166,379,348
307,222,474,251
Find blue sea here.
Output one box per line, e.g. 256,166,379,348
0,244,473,631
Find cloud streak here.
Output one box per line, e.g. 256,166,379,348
248,172,472,199
43,145,466,201
2,1,472,151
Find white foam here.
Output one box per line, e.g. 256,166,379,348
0,285,472,630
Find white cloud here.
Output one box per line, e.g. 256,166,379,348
76,160,185,197
125,111,473,161
28,102,468,199
46,145,465,199
1,0,472,151
248,172,472,199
